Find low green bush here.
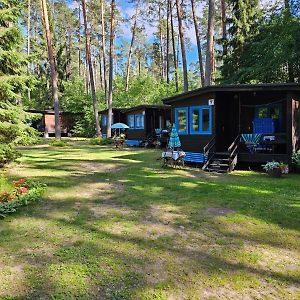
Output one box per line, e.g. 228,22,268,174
292,150,300,167
0,144,21,167
49,139,68,147
90,137,112,145
0,178,46,218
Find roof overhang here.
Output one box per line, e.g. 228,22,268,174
121,104,171,113
163,83,300,104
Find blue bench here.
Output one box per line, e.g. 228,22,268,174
183,152,207,164
125,140,143,147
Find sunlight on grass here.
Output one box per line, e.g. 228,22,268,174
0,140,299,299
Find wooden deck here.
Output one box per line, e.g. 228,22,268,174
238,153,289,163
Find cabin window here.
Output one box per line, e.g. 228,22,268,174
175,107,188,135
102,115,108,126
189,106,212,135
255,103,282,132
135,114,145,129
127,114,144,129
128,115,135,129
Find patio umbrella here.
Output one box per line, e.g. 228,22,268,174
111,123,129,129
168,123,181,149
111,123,129,136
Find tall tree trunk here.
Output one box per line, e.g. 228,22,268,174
100,0,108,104
82,0,101,137
78,1,81,77
107,0,116,138
170,0,178,92
158,4,165,80
98,39,104,89
221,0,227,57
166,0,170,84
191,0,205,87
125,0,140,92
27,0,31,102
40,0,61,139
176,0,188,92
205,0,215,86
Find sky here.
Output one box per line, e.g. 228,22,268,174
67,0,282,67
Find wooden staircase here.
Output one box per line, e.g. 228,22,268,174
203,135,240,173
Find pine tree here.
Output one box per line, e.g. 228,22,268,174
0,0,39,166
0,0,29,101
221,0,260,83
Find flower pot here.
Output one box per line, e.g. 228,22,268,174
267,167,282,178
280,165,289,174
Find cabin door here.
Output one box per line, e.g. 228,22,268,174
215,97,239,151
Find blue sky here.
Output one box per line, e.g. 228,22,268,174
68,0,199,65
67,0,281,67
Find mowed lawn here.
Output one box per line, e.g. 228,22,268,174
0,140,300,299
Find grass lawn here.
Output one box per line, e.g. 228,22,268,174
0,139,300,299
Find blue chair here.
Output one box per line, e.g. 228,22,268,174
241,134,262,153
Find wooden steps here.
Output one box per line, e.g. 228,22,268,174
203,152,237,173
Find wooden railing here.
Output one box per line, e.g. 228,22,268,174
203,135,216,156
228,134,240,172
202,135,216,170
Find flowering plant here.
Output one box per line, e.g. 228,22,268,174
0,178,46,218
262,161,281,172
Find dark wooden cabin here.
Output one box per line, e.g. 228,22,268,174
122,105,171,146
99,108,125,137
27,110,81,137
163,83,300,172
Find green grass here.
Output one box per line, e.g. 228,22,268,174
0,139,299,299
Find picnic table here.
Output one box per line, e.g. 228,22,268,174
161,150,186,168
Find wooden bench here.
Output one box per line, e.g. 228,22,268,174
125,140,143,147
183,152,207,164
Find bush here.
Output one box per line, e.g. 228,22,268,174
262,161,281,172
90,137,112,145
0,178,46,218
0,144,21,167
292,150,300,167
49,139,68,147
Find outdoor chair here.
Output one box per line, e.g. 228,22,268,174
241,133,262,153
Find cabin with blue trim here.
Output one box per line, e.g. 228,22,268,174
99,108,125,137
122,105,171,146
163,83,300,172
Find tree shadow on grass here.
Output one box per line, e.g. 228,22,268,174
2,144,300,298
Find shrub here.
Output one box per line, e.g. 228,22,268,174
49,139,68,147
292,150,300,167
0,103,40,168
0,144,21,167
0,178,46,218
90,137,112,145
262,161,281,172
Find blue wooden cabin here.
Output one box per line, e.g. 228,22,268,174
163,83,300,172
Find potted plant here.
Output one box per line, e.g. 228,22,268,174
279,162,289,174
262,161,282,178
291,150,300,173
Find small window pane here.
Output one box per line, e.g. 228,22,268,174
128,115,135,128
178,110,187,132
102,115,108,126
140,115,144,129
192,109,199,132
202,109,210,132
